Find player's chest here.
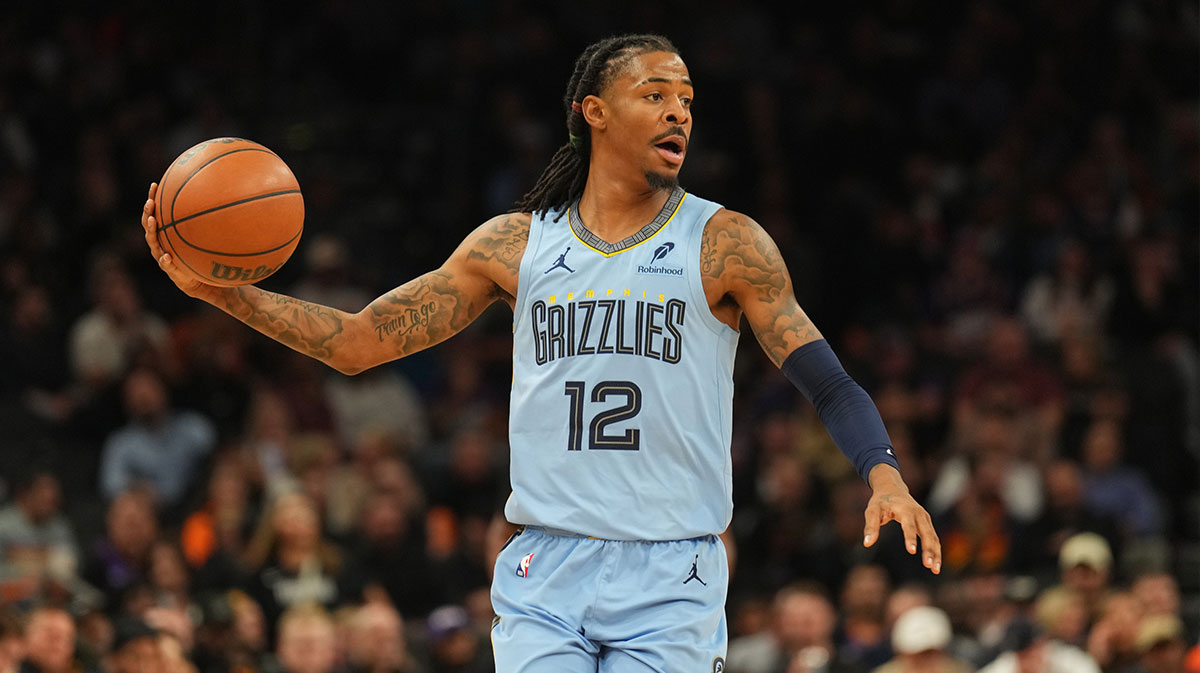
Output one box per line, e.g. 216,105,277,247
533,237,691,289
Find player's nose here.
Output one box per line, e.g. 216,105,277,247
663,98,689,125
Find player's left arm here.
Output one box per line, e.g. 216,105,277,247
702,210,941,574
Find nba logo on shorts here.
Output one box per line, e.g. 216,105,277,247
515,552,535,578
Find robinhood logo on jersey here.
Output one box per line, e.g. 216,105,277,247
638,242,684,276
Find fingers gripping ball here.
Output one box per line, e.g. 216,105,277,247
155,138,304,286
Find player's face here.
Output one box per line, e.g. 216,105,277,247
602,51,693,188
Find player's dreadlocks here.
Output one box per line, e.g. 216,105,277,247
513,34,679,220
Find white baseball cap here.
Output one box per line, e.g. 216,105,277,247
1059,532,1113,571
892,606,952,654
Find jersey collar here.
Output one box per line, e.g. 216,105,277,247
567,186,685,257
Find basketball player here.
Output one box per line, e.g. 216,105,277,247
142,34,940,673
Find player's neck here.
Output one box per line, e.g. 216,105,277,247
577,172,673,244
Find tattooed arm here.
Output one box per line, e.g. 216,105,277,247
701,209,942,574
141,183,528,375
699,209,821,364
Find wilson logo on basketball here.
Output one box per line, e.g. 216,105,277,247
209,262,281,283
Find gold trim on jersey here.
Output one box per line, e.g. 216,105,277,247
567,186,686,257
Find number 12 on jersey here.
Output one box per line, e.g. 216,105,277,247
563,381,643,451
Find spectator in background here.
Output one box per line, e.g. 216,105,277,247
83,489,159,612
0,610,23,673
727,582,865,673
884,584,932,635
242,493,363,645
424,605,489,673
0,284,72,423
180,456,256,593
1131,615,1189,673
1077,419,1163,540
1130,572,1180,620
224,590,269,673
99,368,216,512
146,540,194,613
191,592,242,673
18,608,90,673
324,372,429,467
1056,333,1126,455
239,388,298,499
1085,592,1144,673
105,618,164,673
268,606,341,673
872,606,974,673
158,630,198,673
976,618,1098,673
0,471,78,604
1054,533,1115,624
322,431,407,546
170,309,254,444
930,239,1008,356
929,445,1020,577
836,565,892,671
736,449,829,593
950,317,1063,463
1107,235,1199,528
1019,238,1113,348
930,409,1044,527
352,491,440,620
343,603,425,673
1031,587,1089,650
1013,459,1119,579
67,260,169,394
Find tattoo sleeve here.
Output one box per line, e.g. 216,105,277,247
465,212,529,293
215,288,348,362
363,268,494,360
701,213,822,366
207,213,528,374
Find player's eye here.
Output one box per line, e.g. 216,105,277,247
681,96,693,107
646,92,663,102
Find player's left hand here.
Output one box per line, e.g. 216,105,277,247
864,464,941,574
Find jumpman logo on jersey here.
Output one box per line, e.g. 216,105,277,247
545,247,575,274
683,555,706,585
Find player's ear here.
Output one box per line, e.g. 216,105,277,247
581,95,606,130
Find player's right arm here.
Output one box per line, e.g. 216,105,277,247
141,183,528,375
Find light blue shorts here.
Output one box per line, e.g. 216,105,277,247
491,526,728,672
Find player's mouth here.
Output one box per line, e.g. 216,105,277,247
653,135,687,165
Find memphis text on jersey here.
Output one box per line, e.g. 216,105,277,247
530,289,685,366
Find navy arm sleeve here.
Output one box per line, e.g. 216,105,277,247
781,339,900,482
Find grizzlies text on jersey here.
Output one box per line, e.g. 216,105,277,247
507,187,739,540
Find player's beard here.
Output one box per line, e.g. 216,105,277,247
645,170,679,191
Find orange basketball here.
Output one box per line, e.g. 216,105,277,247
155,137,304,286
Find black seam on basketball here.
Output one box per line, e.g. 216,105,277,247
159,215,209,283
157,188,301,235
157,161,177,228
169,146,279,224
172,215,303,257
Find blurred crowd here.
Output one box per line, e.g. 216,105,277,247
0,1,1197,673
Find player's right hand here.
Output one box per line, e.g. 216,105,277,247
142,182,215,300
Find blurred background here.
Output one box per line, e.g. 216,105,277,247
0,1,1197,673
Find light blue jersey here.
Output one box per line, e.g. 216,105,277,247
506,186,739,540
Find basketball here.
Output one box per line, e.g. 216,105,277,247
154,137,304,286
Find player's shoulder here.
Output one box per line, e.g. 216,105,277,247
476,211,532,238
456,212,532,286
699,207,787,283
700,207,771,245
461,211,532,253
